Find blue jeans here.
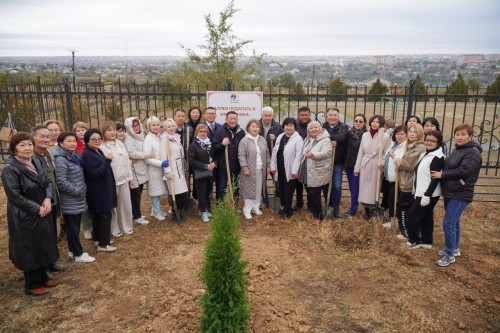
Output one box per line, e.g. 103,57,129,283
326,163,343,211
345,167,359,214
443,198,468,256
150,195,161,215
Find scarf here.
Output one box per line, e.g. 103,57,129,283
369,127,378,137
15,156,38,175
349,126,366,139
71,151,83,167
196,136,211,152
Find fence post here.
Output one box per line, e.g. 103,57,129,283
36,76,45,122
226,79,233,91
406,79,416,120
64,78,74,129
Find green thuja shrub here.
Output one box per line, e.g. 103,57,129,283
200,195,250,332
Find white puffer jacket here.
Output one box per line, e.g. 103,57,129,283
143,132,166,196
413,148,445,198
160,133,188,195
124,117,149,188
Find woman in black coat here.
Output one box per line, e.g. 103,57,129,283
431,124,482,267
188,124,216,222
82,129,117,252
344,113,367,217
1,132,59,296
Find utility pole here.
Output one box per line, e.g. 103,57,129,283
67,49,78,88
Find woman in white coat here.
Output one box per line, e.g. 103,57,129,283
100,121,134,237
160,118,188,222
270,118,303,219
299,121,333,222
354,115,391,219
143,116,167,220
123,117,149,225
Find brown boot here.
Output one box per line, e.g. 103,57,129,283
25,287,49,296
44,278,58,288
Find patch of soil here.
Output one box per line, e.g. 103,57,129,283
0,192,499,332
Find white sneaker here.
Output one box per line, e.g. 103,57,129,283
84,230,92,239
420,244,433,249
382,222,392,229
97,245,117,252
134,217,149,225
154,213,165,221
437,249,461,257
75,253,96,263
243,212,252,220
113,232,123,238
251,210,263,216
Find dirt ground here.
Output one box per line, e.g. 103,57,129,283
0,189,499,333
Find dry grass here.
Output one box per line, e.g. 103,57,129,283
0,186,499,332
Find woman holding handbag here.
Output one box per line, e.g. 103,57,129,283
189,124,216,222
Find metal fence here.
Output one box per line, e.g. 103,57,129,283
1,77,499,177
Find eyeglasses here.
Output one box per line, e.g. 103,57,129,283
132,124,140,128
354,120,364,123
425,139,438,143
90,138,102,142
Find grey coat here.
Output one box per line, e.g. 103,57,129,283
53,146,87,215
238,135,270,200
302,129,333,188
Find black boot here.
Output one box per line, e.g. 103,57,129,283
364,207,371,220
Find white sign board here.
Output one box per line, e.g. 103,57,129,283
206,91,263,131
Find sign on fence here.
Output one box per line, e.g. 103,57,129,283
206,91,263,130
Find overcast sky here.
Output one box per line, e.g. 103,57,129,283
0,0,499,57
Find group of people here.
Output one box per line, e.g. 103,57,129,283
2,106,482,295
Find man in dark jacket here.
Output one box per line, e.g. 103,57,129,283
32,125,66,272
294,106,312,210
174,109,194,156
213,111,245,201
259,106,283,207
203,107,223,142
322,108,349,217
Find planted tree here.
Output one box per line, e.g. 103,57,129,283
200,195,250,332
414,74,429,102
177,0,262,88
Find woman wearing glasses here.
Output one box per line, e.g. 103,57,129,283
123,117,150,225
82,129,117,254
405,130,445,249
344,114,367,217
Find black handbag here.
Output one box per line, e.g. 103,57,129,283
194,168,213,180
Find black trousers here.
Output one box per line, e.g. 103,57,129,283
130,183,144,220
195,177,213,212
307,186,323,219
24,266,49,290
295,181,305,206
277,164,297,214
381,180,397,218
406,196,440,245
168,192,188,214
396,191,414,237
91,211,112,247
64,213,83,257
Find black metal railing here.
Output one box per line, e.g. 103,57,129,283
1,77,499,177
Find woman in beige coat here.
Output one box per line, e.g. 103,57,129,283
238,119,270,220
124,117,150,225
299,121,333,222
394,123,426,239
160,119,188,222
354,115,391,219
100,121,134,237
